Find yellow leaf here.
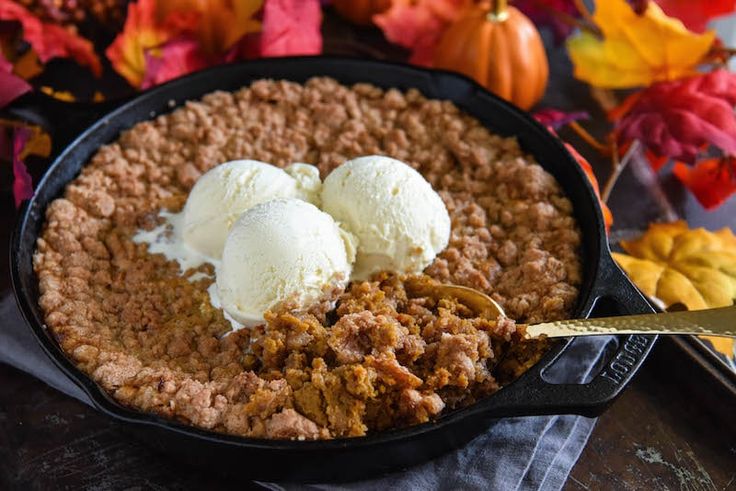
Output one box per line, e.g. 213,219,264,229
612,221,736,311
613,221,736,361
567,0,715,88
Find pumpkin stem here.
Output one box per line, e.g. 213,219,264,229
487,0,509,22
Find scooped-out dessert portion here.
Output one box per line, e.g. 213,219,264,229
33,78,582,440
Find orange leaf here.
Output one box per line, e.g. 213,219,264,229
374,0,469,66
107,0,262,88
141,38,208,89
12,49,42,79
106,0,180,87
0,0,101,76
156,0,262,55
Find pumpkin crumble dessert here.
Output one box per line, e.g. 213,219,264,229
33,77,582,439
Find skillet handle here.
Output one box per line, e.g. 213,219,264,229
5,91,131,157
481,253,656,418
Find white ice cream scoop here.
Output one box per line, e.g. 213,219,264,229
321,155,451,279
217,198,357,326
182,160,321,259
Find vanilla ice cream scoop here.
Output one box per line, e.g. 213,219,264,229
217,198,357,326
321,155,450,279
182,160,321,259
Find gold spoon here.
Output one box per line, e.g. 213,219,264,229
408,282,736,338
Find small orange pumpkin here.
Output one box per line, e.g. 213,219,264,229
433,0,549,110
332,0,392,26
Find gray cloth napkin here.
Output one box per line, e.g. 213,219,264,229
0,294,615,490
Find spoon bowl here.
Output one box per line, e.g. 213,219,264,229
415,282,736,339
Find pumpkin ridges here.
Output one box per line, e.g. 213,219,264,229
468,12,493,86
490,21,513,100
525,10,549,105
506,9,541,108
478,17,495,88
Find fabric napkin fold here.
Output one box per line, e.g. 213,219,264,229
0,294,615,490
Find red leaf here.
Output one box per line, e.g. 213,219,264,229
514,0,580,43
141,38,208,89
374,0,468,66
672,157,736,209
533,108,589,130
644,148,669,172
0,51,31,108
655,0,736,33
259,0,323,57
11,127,34,207
613,70,736,164
0,0,101,76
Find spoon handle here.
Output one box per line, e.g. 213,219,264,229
526,305,736,339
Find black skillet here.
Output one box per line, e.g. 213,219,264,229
9,57,656,482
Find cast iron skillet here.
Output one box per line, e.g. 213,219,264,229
9,57,655,482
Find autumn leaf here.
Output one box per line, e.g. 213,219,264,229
0,51,31,108
612,221,736,311
1,118,52,158
155,0,262,55
612,70,736,163
141,38,208,89
655,0,736,33
0,0,101,76
106,0,196,87
11,50,42,79
11,130,34,207
672,157,736,210
259,0,322,56
0,123,50,207
374,0,469,66
108,0,318,89
514,0,580,43
566,0,715,89
533,108,589,130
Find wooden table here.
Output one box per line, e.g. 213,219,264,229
2,11,735,490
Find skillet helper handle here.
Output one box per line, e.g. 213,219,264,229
485,254,657,418
5,91,130,157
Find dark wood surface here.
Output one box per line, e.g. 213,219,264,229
2,11,735,490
